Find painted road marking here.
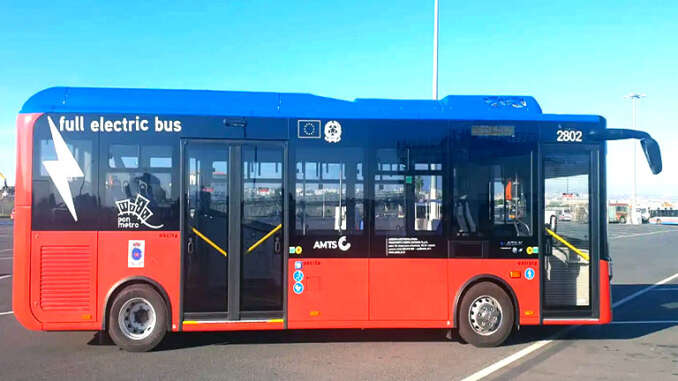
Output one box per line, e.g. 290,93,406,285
0,257,13,260
609,230,678,239
0,311,13,316
612,272,678,308
610,320,678,324
0,275,11,280
460,271,678,381
0,248,12,253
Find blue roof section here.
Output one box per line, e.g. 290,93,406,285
20,86,601,123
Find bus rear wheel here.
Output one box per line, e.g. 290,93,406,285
458,282,514,347
108,284,168,352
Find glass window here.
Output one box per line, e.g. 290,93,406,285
109,144,172,169
109,144,139,168
103,142,177,230
33,131,98,229
375,147,444,235
295,147,364,235
375,177,405,232
414,175,443,231
543,152,591,308
453,137,533,238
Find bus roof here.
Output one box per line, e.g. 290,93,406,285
20,86,602,123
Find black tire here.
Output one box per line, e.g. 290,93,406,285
619,216,626,224
458,282,514,347
108,284,168,352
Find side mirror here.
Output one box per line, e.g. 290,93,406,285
549,214,558,233
640,138,662,175
590,129,662,175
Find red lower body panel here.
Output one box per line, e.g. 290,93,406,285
288,258,541,328
98,231,181,331
448,259,541,326
287,258,369,323
182,321,284,332
369,259,448,321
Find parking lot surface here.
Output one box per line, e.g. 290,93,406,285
0,222,676,380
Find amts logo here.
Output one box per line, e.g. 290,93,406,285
313,236,351,251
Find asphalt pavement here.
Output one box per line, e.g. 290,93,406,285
0,221,676,380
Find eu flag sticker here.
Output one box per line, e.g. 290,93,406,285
298,120,321,139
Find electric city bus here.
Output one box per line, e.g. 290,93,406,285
13,87,662,351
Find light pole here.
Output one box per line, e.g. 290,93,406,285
625,93,646,224
432,0,439,100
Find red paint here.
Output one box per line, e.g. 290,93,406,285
14,114,40,206
288,320,448,329
598,259,612,324
182,322,283,332
12,113,41,331
98,231,181,331
287,258,540,328
369,259,448,321
30,231,98,323
288,258,368,322
448,259,541,326
542,319,604,325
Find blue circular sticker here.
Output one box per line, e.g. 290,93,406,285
525,267,535,280
131,248,142,260
293,282,304,295
293,270,304,282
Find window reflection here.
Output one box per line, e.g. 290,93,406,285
453,139,532,238
295,147,364,235
375,146,444,235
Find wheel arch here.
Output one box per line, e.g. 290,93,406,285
453,274,520,329
102,276,172,331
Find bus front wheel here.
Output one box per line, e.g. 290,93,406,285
108,284,168,352
458,282,514,347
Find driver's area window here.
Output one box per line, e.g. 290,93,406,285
453,141,533,239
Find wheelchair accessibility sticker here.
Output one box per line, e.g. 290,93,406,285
525,267,535,280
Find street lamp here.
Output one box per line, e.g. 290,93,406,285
624,92,646,224
432,0,439,100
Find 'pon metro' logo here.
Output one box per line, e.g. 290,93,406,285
116,194,164,229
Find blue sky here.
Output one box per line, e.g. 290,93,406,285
1,1,677,197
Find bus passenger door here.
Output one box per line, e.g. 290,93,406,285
182,140,286,322
541,146,599,319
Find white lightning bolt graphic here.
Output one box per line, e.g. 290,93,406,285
43,116,84,221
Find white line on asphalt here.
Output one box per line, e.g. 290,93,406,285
0,275,11,280
0,257,13,260
610,320,678,324
460,271,678,381
0,248,12,253
610,230,678,239
0,311,13,316
459,340,553,381
612,272,678,308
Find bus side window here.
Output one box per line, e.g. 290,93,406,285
32,123,99,230
102,142,178,230
374,146,444,235
295,147,365,235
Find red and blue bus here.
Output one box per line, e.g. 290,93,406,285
13,87,661,351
